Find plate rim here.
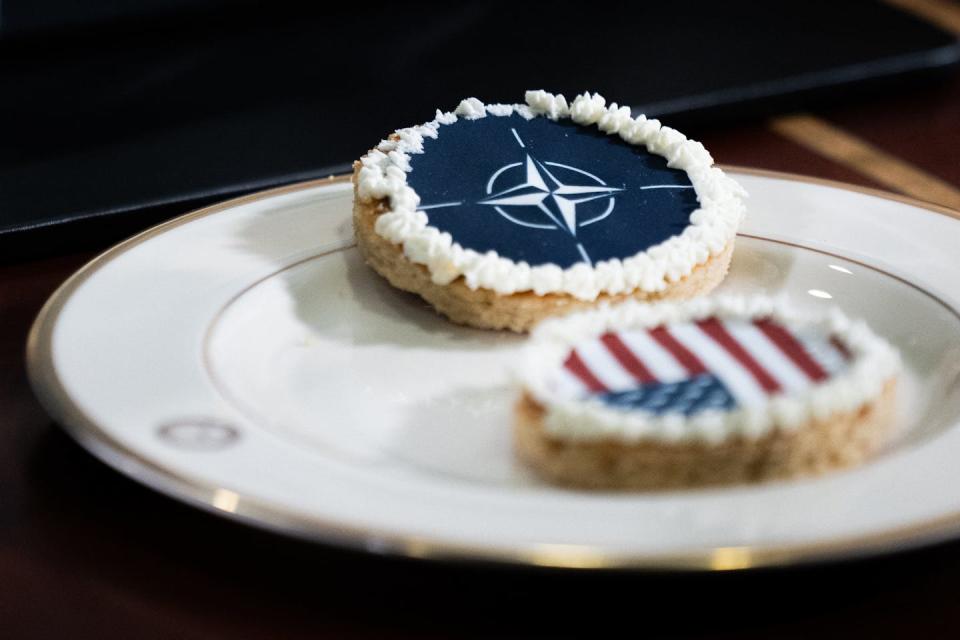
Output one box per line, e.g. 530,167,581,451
25,167,960,572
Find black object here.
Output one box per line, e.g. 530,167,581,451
1,1,957,257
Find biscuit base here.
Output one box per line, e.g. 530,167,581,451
352,172,734,333
514,380,897,490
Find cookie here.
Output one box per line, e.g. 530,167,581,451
514,296,900,490
353,90,746,332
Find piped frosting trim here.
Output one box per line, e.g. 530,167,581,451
355,90,747,301
518,296,901,444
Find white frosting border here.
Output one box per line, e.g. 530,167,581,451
355,90,747,301
518,296,901,444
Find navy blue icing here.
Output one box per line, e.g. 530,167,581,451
406,113,698,269
598,374,736,416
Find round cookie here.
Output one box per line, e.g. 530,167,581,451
353,90,746,332
515,296,900,490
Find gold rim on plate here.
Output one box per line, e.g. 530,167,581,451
24,167,960,571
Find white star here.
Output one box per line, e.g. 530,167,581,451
478,154,622,236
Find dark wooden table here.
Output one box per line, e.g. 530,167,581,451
4,57,960,640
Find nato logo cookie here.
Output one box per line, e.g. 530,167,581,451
353,91,746,332
515,296,900,490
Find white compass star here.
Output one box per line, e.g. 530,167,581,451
477,154,623,236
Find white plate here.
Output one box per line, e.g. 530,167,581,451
27,169,960,570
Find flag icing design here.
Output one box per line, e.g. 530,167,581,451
551,317,851,415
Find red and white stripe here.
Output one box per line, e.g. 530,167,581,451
552,317,851,407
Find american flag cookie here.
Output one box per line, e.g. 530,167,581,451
515,296,901,490
352,91,746,332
